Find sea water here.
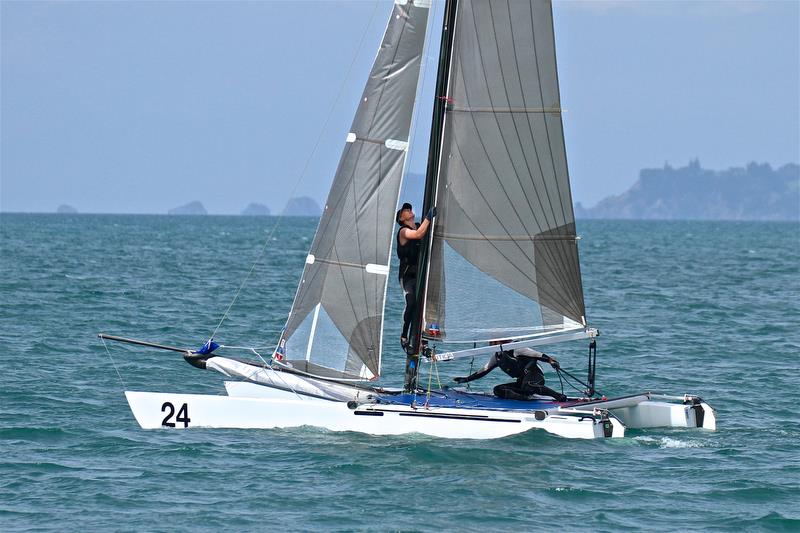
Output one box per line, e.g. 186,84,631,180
1,214,798,532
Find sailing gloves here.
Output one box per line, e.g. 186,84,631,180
540,354,560,368
453,376,468,384
425,207,437,221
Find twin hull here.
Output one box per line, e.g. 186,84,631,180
125,358,715,440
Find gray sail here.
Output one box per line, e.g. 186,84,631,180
278,0,430,380
424,0,586,343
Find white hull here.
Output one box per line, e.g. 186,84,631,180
125,377,716,440
126,383,623,440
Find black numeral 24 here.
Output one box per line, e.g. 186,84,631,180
161,402,191,428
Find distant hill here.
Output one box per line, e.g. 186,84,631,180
283,196,321,217
168,201,207,215
56,204,78,214
241,203,271,216
575,161,799,221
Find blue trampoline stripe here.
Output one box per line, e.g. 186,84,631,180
377,389,561,411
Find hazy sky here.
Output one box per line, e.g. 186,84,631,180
2,0,798,214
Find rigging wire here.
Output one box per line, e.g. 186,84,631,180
208,0,384,345
556,365,565,397
423,348,445,407
466,354,475,391
247,348,306,402
101,335,127,390
425,356,435,407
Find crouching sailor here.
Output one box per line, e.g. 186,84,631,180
453,344,568,402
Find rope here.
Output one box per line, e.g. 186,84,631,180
208,0,384,343
433,355,443,392
555,365,601,397
423,347,445,408
558,369,583,394
425,356,434,407
101,336,127,390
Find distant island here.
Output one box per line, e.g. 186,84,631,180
575,161,799,221
241,203,271,216
168,201,207,215
56,204,78,214
283,196,321,217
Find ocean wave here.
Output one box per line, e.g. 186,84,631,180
634,435,704,449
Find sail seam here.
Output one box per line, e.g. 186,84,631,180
509,0,563,237
433,232,577,241
528,0,573,281
546,0,587,319
443,145,582,318
432,0,583,326
500,0,578,303
489,0,577,297
444,0,570,310
450,106,561,113
509,0,580,305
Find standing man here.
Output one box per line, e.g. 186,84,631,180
396,202,436,353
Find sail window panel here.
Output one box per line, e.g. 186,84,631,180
299,305,353,375
426,240,581,343
284,259,382,379
283,309,314,363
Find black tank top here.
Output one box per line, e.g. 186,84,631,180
397,224,420,280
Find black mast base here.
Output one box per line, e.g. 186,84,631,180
403,353,420,393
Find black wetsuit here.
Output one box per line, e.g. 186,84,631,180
397,224,420,341
458,348,567,402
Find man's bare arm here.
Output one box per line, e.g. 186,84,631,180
399,218,430,241
454,353,499,383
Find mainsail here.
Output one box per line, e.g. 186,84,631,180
422,0,586,344
277,1,430,380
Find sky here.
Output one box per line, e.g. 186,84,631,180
1,0,798,214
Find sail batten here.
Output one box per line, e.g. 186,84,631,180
449,106,562,113
423,0,587,343
279,1,430,381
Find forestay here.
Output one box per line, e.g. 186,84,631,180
277,0,430,380
423,0,587,344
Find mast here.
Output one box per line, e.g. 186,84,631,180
404,0,459,392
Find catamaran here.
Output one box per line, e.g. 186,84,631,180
102,0,715,439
